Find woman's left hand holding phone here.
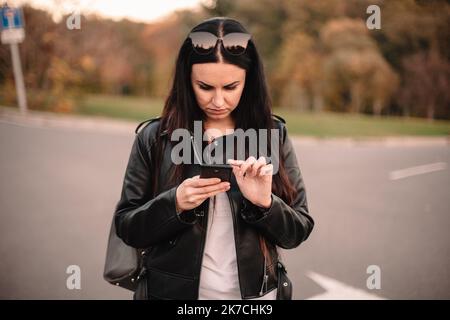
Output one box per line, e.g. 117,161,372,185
175,175,230,213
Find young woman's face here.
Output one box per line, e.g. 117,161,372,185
191,62,246,122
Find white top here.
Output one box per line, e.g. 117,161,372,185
198,192,277,300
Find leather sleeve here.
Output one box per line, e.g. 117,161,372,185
114,133,197,248
240,125,314,249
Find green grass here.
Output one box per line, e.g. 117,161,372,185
76,94,450,137
76,94,164,121
273,109,450,138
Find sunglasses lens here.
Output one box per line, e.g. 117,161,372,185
189,32,217,55
222,33,251,55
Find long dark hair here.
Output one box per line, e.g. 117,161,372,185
152,17,296,270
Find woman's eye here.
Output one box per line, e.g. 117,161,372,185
198,85,237,91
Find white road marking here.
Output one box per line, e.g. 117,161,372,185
389,162,447,180
305,271,386,300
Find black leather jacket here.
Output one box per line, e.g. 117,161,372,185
114,116,314,300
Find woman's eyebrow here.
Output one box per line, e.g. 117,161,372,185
197,80,240,87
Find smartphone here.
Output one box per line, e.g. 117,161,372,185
200,164,232,183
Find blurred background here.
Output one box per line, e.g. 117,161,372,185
0,0,449,299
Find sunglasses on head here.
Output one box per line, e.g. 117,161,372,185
188,32,251,56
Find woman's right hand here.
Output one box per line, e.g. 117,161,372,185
175,175,230,212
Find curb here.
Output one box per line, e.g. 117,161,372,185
0,106,137,135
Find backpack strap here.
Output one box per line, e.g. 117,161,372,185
271,114,286,144
134,116,162,134
271,114,286,124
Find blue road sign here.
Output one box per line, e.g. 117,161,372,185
1,5,24,30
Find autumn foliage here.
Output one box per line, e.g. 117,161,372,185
0,0,448,119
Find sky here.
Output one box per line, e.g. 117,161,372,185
5,0,205,23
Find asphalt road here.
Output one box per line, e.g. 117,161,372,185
0,119,449,299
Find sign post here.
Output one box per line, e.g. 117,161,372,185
1,4,27,114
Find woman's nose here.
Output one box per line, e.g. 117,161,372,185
212,92,224,107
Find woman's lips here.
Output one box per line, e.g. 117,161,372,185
208,108,228,114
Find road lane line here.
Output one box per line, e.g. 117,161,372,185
389,162,447,181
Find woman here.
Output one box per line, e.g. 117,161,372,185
114,17,314,300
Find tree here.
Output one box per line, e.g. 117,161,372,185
275,32,324,111
320,18,398,115
375,0,450,118
398,50,450,120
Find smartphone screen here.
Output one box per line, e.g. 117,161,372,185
200,164,232,182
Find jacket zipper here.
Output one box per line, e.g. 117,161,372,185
226,190,246,299
191,131,210,299
195,194,209,298
259,253,268,296
228,189,269,298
